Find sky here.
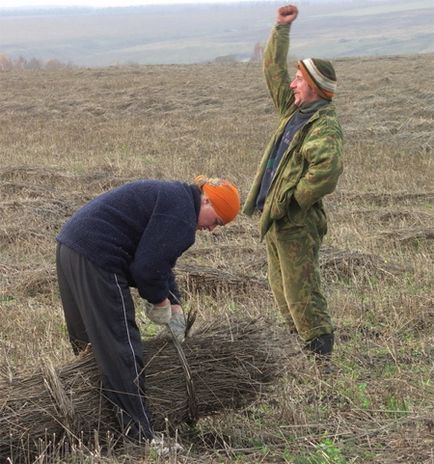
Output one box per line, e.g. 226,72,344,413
0,0,381,9
0,0,272,7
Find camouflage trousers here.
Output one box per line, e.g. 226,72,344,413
265,206,333,341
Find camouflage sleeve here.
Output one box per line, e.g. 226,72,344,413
263,24,295,115
293,121,344,211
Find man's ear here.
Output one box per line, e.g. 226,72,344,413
311,86,320,99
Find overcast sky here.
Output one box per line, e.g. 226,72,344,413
2,0,269,7
0,0,371,8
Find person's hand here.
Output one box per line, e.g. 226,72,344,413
276,4,298,25
171,304,183,315
167,309,187,343
144,298,171,325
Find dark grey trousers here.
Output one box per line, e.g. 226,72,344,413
56,243,154,440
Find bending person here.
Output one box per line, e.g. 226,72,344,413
56,175,240,440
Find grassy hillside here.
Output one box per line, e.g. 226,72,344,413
0,0,433,66
0,51,433,463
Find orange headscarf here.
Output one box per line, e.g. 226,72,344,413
194,175,240,224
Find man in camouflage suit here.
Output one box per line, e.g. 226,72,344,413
243,4,343,356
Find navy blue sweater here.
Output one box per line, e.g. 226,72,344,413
57,180,201,304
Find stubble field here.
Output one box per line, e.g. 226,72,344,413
0,52,433,463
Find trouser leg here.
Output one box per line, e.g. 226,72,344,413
56,243,154,440
267,219,333,342
56,244,89,353
265,236,298,332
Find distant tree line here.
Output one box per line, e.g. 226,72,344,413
0,53,74,71
212,42,265,64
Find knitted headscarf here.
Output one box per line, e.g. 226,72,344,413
297,58,337,100
194,175,240,224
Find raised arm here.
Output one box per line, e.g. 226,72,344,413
263,4,298,115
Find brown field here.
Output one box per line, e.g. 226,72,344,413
0,52,433,463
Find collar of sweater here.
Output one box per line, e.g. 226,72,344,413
299,98,329,114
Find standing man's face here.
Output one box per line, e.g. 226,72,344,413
290,70,319,107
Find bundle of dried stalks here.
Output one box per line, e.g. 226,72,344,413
379,226,434,243
0,317,286,461
176,263,268,295
222,245,409,280
319,245,408,277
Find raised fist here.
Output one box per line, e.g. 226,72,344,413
276,4,299,25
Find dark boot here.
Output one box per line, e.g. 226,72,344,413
304,332,334,356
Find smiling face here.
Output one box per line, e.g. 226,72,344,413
197,196,224,232
290,69,320,107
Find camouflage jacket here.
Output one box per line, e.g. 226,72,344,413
243,24,343,238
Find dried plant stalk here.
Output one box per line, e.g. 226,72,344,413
0,318,286,460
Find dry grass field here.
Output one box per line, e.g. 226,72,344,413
0,52,433,463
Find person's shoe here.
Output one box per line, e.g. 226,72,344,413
304,333,334,356
149,433,183,457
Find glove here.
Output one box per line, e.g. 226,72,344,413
167,312,187,343
144,300,171,325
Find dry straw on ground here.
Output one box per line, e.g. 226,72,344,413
0,317,288,462
0,51,433,463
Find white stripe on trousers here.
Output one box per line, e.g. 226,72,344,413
114,273,152,433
